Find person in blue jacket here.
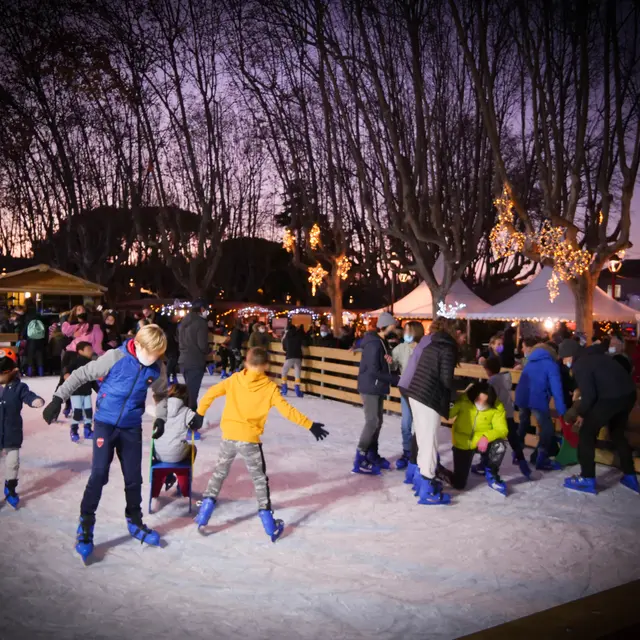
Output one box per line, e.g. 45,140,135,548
42,324,169,562
354,312,400,474
515,341,567,471
0,351,44,509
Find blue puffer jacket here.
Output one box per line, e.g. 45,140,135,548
515,343,567,415
95,343,161,428
357,331,399,396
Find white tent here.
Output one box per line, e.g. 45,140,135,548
466,266,639,323
371,258,490,318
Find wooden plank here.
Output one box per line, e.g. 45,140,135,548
0,333,19,343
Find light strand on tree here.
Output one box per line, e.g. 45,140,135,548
308,263,327,296
436,301,466,319
336,255,352,280
490,186,592,302
282,228,295,253
309,223,321,250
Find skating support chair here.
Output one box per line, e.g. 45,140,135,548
148,444,193,514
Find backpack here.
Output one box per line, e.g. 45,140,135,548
27,318,46,340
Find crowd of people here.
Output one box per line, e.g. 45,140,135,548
1,297,638,565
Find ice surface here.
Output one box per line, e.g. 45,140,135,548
1,376,640,640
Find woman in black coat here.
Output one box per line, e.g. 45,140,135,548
400,318,458,506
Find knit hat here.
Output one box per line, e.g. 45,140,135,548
558,339,581,360
377,312,396,330
191,298,207,311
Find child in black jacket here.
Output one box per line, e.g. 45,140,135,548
0,352,44,508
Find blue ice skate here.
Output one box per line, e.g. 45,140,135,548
70,427,80,443
368,451,391,470
194,497,216,528
518,459,532,479
620,474,640,495
75,515,95,563
404,462,417,484
207,364,216,376
294,384,304,398
84,425,93,440
564,475,597,494
4,480,19,509
126,517,161,546
280,383,288,396
536,451,562,471
259,509,284,543
220,369,230,380
396,451,410,470
417,477,451,505
485,470,507,496
351,450,381,475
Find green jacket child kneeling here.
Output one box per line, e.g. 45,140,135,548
449,381,509,495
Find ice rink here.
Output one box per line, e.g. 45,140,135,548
1,376,639,640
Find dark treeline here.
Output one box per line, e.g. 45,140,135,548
0,0,638,335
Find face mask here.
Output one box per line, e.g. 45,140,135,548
475,402,487,412
320,331,328,338
565,361,572,369
495,345,504,354
259,328,266,334
201,312,208,319
404,334,414,343
136,347,157,367
608,347,617,354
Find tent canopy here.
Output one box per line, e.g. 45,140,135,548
466,266,638,323
372,258,490,318
0,264,106,296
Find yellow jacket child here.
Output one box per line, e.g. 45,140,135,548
192,347,328,542
450,392,508,450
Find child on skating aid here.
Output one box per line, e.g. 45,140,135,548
152,383,198,492
0,351,44,508
42,325,168,562
63,341,97,443
449,381,509,495
190,346,328,541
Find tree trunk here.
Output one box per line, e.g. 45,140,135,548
431,289,445,320
328,266,344,332
573,272,595,343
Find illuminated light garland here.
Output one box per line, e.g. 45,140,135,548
282,228,295,253
287,307,320,321
598,211,604,225
308,263,328,296
490,186,593,303
238,306,275,320
437,301,466,319
336,255,352,280
309,223,321,250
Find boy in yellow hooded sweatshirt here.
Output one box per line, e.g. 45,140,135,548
190,346,328,541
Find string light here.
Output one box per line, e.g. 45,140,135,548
436,301,466,319
336,255,352,280
309,223,321,250
598,211,604,225
308,263,328,296
490,185,592,303
282,228,295,253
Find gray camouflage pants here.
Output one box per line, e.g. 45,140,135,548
204,440,272,510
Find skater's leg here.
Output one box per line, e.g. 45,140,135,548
82,395,93,436
532,410,555,456
400,396,413,454
70,395,83,436
239,442,272,511
80,421,116,516
409,398,439,479
114,427,143,520
507,417,524,461
183,367,205,411
452,446,475,490
357,394,382,452
369,396,384,454
281,359,292,385
203,440,238,499
35,343,44,376
607,395,636,476
517,408,531,445
484,440,507,475
293,358,302,386
410,433,419,464
577,404,609,479
4,448,19,481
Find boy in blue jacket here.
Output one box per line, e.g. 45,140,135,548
0,351,44,509
354,313,399,474
42,325,168,562
515,342,567,471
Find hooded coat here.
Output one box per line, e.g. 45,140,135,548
153,397,195,462
357,331,399,396
0,374,43,448
178,311,209,369
515,343,567,415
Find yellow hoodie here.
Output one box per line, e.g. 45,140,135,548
197,369,313,443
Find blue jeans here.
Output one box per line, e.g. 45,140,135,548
80,421,143,519
519,408,555,455
400,396,413,453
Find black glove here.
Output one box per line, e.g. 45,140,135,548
43,396,63,425
189,413,204,431
152,419,165,439
310,422,329,441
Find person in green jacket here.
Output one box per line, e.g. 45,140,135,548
449,381,509,495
